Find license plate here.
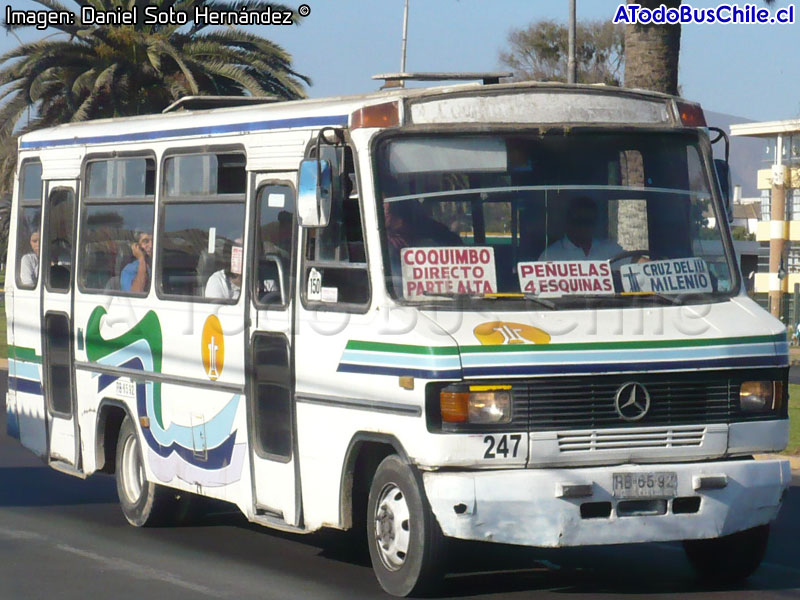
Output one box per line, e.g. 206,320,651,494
115,378,136,400
612,471,678,498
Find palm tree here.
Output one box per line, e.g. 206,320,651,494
0,0,310,262
618,0,775,251
0,0,310,176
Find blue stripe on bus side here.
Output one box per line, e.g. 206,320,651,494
19,114,349,149
337,363,463,380
8,377,43,396
6,407,19,440
338,354,784,379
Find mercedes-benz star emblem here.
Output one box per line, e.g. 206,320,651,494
614,382,651,421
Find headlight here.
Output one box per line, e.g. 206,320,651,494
740,380,783,412
440,385,512,424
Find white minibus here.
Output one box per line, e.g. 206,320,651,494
5,77,791,596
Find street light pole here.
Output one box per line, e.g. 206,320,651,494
567,0,577,84
400,0,409,86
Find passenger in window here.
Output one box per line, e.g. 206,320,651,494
205,238,243,300
538,196,624,261
19,229,40,286
121,231,152,292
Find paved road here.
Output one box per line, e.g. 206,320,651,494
1,373,799,599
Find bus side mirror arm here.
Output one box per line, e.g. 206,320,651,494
709,127,733,223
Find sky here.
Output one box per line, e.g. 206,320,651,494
3,0,800,122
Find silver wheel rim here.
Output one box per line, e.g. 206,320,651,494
120,433,145,504
374,483,411,571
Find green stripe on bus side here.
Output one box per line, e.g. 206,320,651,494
8,345,42,364
459,333,786,354
345,333,785,357
345,340,459,356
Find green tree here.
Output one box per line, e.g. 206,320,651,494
0,0,310,188
500,19,624,85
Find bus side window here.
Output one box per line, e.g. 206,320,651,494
158,152,246,302
80,158,156,294
255,184,295,306
15,161,43,290
302,146,369,308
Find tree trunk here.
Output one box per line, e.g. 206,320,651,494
623,0,682,95
617,0,682,251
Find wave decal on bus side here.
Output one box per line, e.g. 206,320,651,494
337,334,789,379
7,348,43,397
86,307,245,487
6,348,44,441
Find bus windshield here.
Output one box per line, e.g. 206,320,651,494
375,131,736,307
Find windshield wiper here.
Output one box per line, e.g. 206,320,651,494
562,293,686,306
421,291,494,301
523,294,558,310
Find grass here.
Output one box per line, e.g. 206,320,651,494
787,384,800,455
0,308,6,360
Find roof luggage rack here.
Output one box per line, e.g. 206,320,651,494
373,72,513,87
162,95,280,113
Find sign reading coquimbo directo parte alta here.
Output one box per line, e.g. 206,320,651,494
401,246,497,299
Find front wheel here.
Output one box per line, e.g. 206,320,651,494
115,416,183,527
367,455,445,597
683,524,770,583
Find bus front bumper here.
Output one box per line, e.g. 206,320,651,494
422,458,791,547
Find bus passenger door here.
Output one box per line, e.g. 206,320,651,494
247,174,299,526
40,181,79,468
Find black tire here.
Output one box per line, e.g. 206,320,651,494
366,455,445,597
683,524,770,583
115,416,182,527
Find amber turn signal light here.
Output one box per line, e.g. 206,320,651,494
440,391,469,423
350,101,400,129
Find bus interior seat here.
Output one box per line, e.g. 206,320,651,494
196,249,221,295
105,275,121,291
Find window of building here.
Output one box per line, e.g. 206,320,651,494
760,190,771,221
80,158,156,294
158,152,246,302
302,145,369,308
15,161,42,289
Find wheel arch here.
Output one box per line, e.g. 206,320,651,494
95,399,135,474
338,432,411,530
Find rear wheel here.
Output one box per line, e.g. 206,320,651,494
683,524,770,583
115,416,182,527
366,455,445,597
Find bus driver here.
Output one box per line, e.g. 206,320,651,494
538,196,624,261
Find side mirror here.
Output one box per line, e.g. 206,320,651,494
714,158,733,222
298,158,332,227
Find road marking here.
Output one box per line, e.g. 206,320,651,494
55,544,226,597
0,526,226,597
